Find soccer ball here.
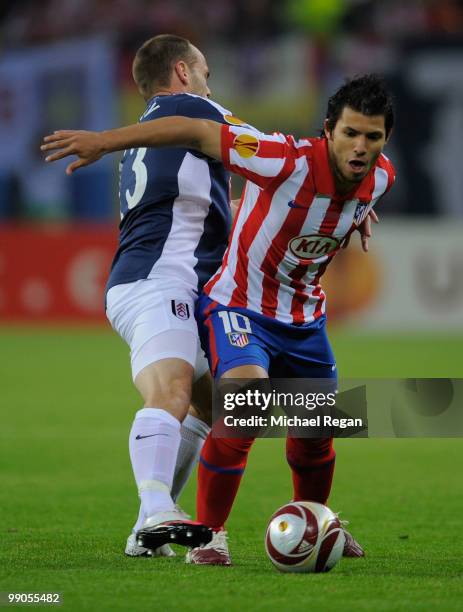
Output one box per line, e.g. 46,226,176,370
265,501,345,573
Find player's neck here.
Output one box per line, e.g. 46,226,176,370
150,85,190,98
155,90,177,96
330,163,357,197
334,178,357,197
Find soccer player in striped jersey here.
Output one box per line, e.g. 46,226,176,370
42,74,394,565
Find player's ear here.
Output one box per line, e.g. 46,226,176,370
174,60,189,85
323,119,332,140
384,127,393,145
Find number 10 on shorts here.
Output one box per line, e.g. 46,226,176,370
218,311,252,334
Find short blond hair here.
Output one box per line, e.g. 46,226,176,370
132,34,197,99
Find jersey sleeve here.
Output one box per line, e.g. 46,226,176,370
377,153,396,194
220,124,297,190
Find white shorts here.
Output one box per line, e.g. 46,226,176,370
106,278,209,382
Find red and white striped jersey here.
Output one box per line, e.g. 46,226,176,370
204,125,395,325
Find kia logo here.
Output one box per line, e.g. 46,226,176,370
288,234,340,260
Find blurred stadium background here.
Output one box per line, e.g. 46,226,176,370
0,0,462,329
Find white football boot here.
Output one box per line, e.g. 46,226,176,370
125,533,175,557
338,517,365,557
185,530,231,566
125,505,190,557
136,507,212,551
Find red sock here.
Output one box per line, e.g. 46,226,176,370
197,434,255,529
286,437,335,504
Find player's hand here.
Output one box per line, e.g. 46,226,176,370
41,130,106,175
342,209,379,252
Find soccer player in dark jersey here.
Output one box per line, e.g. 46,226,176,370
43,33,261,557
43,74,386,564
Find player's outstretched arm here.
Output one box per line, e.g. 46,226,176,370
41,117,223,175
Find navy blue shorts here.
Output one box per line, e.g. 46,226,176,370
196,294,337,380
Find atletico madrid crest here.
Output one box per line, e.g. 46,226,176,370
353,202,370,225
228,332,249,347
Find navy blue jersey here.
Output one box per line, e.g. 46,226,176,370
106,94,240,294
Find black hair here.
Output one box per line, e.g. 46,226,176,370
132,34,197,99
324,74,394,137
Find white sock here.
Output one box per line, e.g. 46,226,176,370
171,414,211,502
129,407,181,517
132,503,145,535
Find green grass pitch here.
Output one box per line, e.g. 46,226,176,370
1,327,462,611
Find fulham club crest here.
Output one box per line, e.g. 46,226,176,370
171,300,190,321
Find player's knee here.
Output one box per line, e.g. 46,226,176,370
142,375,191,421
144,381,191,417
137,363,193,419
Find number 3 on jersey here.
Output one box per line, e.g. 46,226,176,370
125,147,148,209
